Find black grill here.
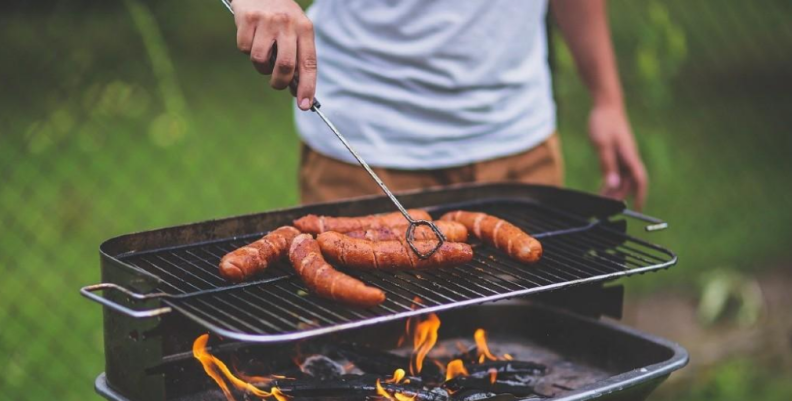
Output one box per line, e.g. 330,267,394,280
111,199,675,342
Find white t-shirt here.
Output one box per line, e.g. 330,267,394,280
295,0,556,170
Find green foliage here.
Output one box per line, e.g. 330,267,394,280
1,0,791,400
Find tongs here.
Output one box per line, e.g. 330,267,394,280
220,1,445,258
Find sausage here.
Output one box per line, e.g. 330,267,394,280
219,226,301,282
440,210,542,264
317,231,474,271
289,234,386,307
293,209,432,235
345,221,469,243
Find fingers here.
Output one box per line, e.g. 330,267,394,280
296,20,317,110
619,142,648,211
250,24,275,75
596,140,622,199
235,12,256,55
270,30,297,90
233,1,315,100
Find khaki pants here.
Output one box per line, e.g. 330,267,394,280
300,133,564,204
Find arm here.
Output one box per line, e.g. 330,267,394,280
552,0,648,210
230,0,317,110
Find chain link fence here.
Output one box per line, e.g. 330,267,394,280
1,0,790,400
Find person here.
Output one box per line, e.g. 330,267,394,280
229,0,647,209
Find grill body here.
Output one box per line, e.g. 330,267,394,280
95,301,688,401
88,183,682,400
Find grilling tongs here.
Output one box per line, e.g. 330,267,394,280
220,1,445,259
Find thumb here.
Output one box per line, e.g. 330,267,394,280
598,143,621,193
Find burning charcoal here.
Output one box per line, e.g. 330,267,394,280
444,376,539,398
449,389,499,401
337,343,443,381
272,374,449,401
466,361,547,378
300,355,345,381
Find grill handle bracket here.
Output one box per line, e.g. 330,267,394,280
80,283,172,318
621,209,669,232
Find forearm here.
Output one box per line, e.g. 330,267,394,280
552,0,623,108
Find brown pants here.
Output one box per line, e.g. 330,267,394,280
300,133,564,204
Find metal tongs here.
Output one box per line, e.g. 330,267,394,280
220,0,445,259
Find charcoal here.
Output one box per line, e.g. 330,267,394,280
449,389,498,401
336,343,443,382
443,376,539,398
272,374,449,401
466,361,546,378
300,355,345,381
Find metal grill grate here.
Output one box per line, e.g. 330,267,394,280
118,200,675,342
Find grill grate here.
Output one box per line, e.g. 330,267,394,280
118,200,675,342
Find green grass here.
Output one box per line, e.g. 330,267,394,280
1,1,790,400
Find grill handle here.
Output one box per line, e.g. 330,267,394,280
80,283,172,318
621,209,669,232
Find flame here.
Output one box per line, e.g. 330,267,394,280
385,368,407,384
376,377,417,401
474,329,499,363
445,359,469,381
409,313,441,375
488,368,498,385
397,297,423,347
503,353,513,361
193,334,291,401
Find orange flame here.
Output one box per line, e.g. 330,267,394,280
193,334,291,401
488,368,498,385
445,359,469,381
503,353,513,361
385,368,407,384
376,375,417,401
397,297,424,347
474,329,499,363
409,313,441,376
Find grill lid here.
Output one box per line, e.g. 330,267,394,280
81,184,676,343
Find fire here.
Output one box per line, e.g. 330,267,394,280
409,313,441,375
397,297,424,347
488,367,498,384
474,328,499,363
445,359,469,381
376,370,417,401
193,334,291,401
385,368,407,384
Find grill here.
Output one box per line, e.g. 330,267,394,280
81,183,686,401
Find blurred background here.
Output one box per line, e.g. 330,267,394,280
1,0,790,400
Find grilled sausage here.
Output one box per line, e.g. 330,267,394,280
317,231,474,271
345,221,469,243
219,226,301,282
289,234,386,307
440,210,542,264
293,210,432,235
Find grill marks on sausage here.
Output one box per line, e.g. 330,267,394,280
219,226,301,282
293,209,432,235
289,234,386,308
345,221,469,243
441,210,542,264
316,232,474,271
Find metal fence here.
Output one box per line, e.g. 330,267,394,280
1,0,790,400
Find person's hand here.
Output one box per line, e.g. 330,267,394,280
588,104,648,210
232,0,317,110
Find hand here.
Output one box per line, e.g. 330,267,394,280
232,0,317,110
588,104,648,210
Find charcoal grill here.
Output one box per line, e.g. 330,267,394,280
81,183,687,401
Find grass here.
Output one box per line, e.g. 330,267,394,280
0,0,790,400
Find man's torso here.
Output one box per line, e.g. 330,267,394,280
295,0,556,169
